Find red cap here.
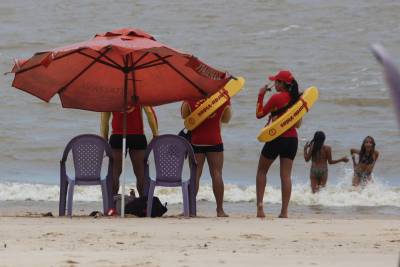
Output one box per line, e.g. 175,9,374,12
269,70,294,84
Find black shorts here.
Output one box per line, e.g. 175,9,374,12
261,137,298,160
109,134,147,150
192,144,224,154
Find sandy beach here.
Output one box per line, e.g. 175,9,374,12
1,1,400,267
1,202,399,267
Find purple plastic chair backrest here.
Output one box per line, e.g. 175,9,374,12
146,135,194,183
62,134,112,181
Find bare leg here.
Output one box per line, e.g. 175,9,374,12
111,149,123,196
206,152,228,217
352,174,360,187
194,153,206,196
366,175,373,184
130,149,145,197
256,155,275,218
279,157,293,218
319,171,328,189
310,173,319,194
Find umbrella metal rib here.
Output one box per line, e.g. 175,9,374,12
132,55,172,71
131,51,150,67
58,47,112,94
153,53,207,96
14,49,85,75
78,50,121,70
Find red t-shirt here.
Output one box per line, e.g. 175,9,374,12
256,91,297,138
111,105,144,135
188,99,230,145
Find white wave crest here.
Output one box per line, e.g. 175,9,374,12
0,174,399,207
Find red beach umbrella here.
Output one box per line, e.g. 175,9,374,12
10,28,231,216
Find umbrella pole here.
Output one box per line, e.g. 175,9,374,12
121,123,126,218
120,62,129,218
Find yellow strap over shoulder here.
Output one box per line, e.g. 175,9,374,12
100,112,111,140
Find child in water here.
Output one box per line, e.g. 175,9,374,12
350,136,379,187
304,131,349,193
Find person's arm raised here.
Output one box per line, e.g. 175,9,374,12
303,142,312,162
256,86,273,119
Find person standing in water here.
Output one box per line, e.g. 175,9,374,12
350,136,379,187
181,98,231,217
304,131,349,193
256,70,300,218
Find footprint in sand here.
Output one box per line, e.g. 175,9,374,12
42,232,64,237
240,233,273,241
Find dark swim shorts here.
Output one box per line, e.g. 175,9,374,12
109,134,147,150
261,137,298,160
192,143,224,154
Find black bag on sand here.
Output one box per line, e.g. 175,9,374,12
125,196,167,217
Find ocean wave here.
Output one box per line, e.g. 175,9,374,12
269,25,301,34
1,175,399,207
324,97,391,107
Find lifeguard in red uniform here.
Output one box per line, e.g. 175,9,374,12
100,105,158,197
181,98,231,217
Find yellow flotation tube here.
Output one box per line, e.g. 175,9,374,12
257,86,319,142
184,77,245,130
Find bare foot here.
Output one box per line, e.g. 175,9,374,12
217,210,229,217
257,204,265,218
278,213,288,218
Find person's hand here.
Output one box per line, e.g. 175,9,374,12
259,86,267,95
342,156,349,163
259,84,271,95
305,141,311,148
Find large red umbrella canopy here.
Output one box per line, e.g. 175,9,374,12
10,28,233,217
11,28,231,111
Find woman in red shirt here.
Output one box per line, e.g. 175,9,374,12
100,105,158,197
181,99,231,217
255,70,300,218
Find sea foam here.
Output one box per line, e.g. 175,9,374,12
1,173,399,207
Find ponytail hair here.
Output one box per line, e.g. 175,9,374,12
310,131,326,160
269,78,301,118
284,79,300,107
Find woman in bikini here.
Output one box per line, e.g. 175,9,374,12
304,131,348,193
350,136,379,187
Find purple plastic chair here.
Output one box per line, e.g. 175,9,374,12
144,134,197,217
59,134,113,216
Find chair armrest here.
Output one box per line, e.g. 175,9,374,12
105,156,114,181
60,161,70,182
144,160,150,180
